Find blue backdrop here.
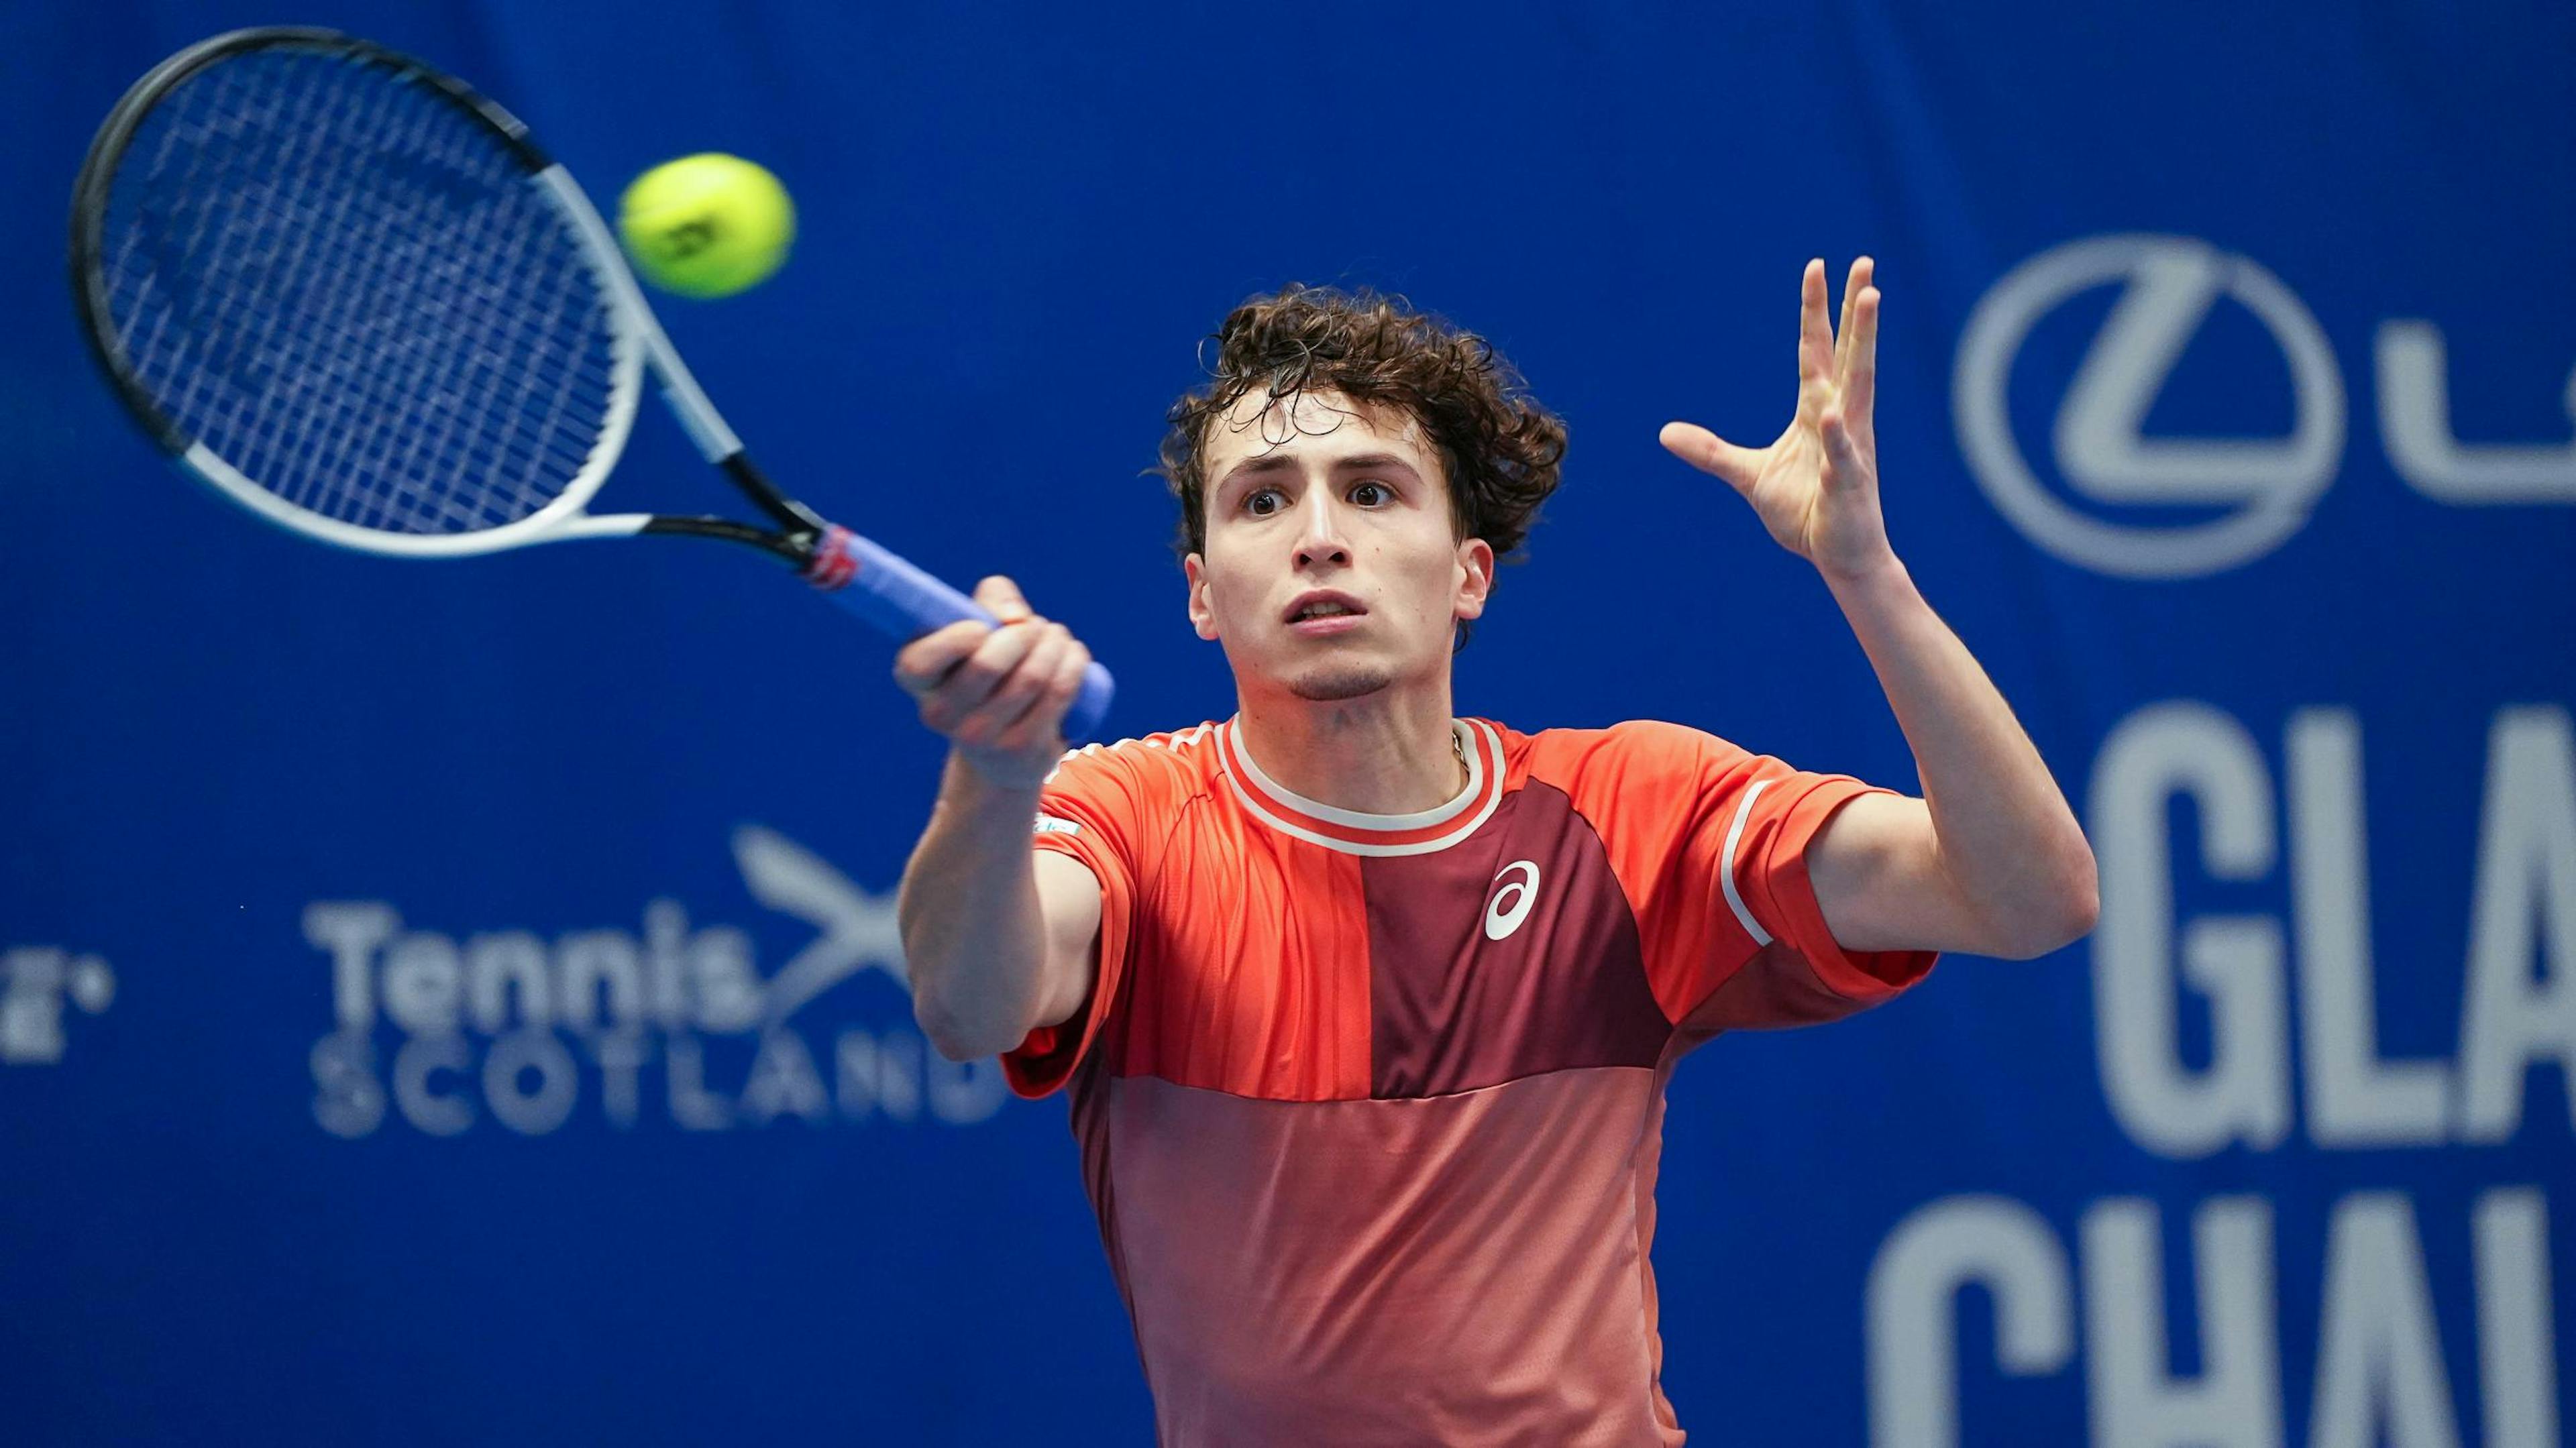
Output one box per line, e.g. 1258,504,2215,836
5,3,2571,1443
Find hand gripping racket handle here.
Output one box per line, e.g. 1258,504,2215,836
806,526,1114,743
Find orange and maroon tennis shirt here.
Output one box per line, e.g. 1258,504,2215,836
1007,715,1937,1446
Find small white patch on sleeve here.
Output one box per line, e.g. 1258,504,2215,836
1032,814,1083,836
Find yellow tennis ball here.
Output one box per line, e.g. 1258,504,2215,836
616,154,795,299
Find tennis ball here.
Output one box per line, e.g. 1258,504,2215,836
616,154,795,299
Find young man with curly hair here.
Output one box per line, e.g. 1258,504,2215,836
893,260,2098,1445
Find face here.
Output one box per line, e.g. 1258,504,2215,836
1186,388,1493,704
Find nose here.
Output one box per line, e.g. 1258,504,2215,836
1294,490,1352,569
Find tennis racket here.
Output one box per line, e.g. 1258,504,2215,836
69,25,1114,740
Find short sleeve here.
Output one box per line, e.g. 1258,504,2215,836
1001,742,1152,1097
1567,720,1937,1033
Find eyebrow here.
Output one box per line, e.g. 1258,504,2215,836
1214,451,1423,492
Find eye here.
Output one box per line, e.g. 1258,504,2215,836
1244,488,1283,516
1351,481,1391,506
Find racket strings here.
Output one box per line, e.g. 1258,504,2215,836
146,58,603,533
97,48,621,535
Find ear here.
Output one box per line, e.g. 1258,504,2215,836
1452,537,1495,622
1184,553,1219,640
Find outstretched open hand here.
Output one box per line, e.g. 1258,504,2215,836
1661,258,1893,582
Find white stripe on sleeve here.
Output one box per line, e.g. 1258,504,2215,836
1718,779,1774,946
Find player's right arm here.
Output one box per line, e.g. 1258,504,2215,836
893,576,1102,1063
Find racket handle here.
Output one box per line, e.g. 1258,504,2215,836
806,526,1116,743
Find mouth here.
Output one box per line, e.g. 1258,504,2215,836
1288,613,1366,637
1283,592,1368,636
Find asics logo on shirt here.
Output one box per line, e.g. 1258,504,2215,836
1483,860,1542,942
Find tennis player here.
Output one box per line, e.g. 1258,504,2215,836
893,259,2097,1445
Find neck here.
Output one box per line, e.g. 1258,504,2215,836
1233,681,1465,816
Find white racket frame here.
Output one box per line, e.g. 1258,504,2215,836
176,166,744,559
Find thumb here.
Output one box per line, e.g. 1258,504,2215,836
1659,421,1761,496
973,574,1032,624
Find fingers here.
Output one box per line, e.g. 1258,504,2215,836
1799,258,1832,386
991,629,1095,753
1834,256,1873,379
892,574,1034,698
1658,421,1762,496
1817,259,1878,485
1672,258,1882,498
955,620,1077,748
900,614,1043,724
891,574,1092,755
893,618,989,698
973,573,1032,624
1819,406,1870,492
1845,281,1879,438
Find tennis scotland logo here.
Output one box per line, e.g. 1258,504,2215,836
305,825,1007,1137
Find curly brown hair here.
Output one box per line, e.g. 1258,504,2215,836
1152,284,1568,651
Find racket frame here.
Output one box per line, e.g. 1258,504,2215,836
69,25,822,563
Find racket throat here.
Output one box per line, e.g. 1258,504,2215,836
637,451,834,565
720,453,828,538
639,455,841,569
639,514,809,563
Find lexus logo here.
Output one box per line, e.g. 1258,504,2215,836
1955,235,2345,578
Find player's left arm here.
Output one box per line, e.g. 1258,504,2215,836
1660,258,2098,961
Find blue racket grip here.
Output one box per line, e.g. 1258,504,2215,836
806,526,1115,743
